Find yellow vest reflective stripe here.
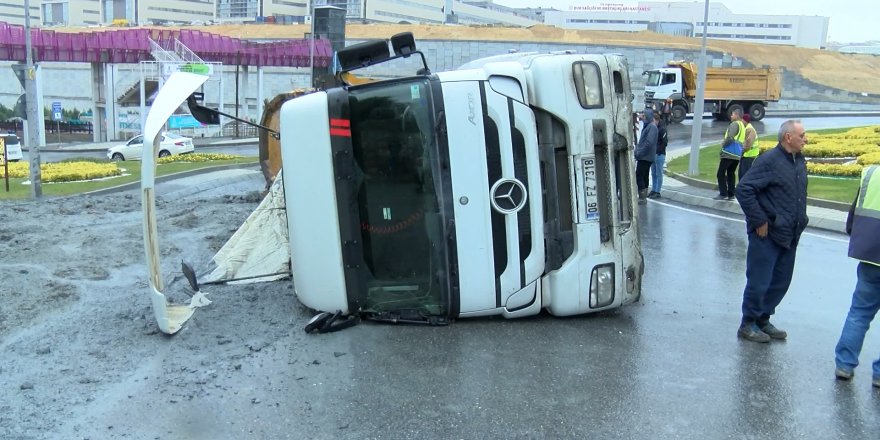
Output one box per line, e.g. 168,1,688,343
742,123,760,158
849,165,880,266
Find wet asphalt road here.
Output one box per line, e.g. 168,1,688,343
272,203,876,438
33,115,880,438
98,200,877,439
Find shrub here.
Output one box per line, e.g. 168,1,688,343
158,153,243,164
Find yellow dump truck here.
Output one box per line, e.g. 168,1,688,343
643,61,782,123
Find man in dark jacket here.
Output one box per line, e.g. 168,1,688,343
734,119,809,343
635,110,658,204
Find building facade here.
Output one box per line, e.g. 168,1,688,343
543,1,829,49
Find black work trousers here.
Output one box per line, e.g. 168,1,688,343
636,160,653,191
716,158,739,197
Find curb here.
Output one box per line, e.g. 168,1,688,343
662,173,848,234
667,171,851,212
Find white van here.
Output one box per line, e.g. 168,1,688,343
0,133,23,162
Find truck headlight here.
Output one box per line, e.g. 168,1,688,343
589,263,615,308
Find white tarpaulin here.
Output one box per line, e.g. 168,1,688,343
202,172,291,284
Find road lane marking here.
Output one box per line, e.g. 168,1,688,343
648,199,848,243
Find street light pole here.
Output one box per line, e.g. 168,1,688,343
309,0,315,88
688,0,710,176
24,0,42,197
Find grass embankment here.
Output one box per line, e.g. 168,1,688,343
666,127,870,204
0,155,258,200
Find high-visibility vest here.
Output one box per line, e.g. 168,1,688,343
725,120,746,143
742,123,760,158
849,165,880,266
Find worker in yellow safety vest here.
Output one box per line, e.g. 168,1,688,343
834,165,880,388
739,113,760,181
715,108,745,200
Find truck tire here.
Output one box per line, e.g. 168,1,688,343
671,104,687,123
726,103,744,120
747,103,766,121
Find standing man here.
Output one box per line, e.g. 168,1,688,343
833,165,880,388
739,113,759,180
648,115,668,199
734,120,809,343
662,98,672,125
715,109,744,201
635,109,658,204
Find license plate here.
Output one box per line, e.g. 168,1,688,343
582,157,599,222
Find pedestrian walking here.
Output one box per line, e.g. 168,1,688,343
833,165,880,388
715,109,744,201
648,117,668,199
739,114,759,181
635,110,658,204
734,119,809,343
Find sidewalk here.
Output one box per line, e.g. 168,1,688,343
23,136,259,153
659,147,849,235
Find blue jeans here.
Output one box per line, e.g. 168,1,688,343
741,232,797,325
651,154,666,193
834,262,880,378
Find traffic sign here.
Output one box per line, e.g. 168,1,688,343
52,101,62,121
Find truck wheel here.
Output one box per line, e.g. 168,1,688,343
671,104,687,123
726,104,744,120
748,103,765,121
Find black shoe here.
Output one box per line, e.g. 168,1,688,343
647,191,659,199
726,196,736,201
737,323,771,343
759,322,787,340
712,195,727,201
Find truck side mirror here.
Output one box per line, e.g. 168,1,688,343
337,40,391,71
390,32,416,56
187,92,219,125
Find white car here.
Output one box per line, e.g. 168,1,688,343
1,133,23,162
107,133,194,161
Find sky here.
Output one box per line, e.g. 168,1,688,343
493,0,874,43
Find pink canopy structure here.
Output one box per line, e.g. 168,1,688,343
0,22,332,67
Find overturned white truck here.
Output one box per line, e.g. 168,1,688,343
142,33,644,334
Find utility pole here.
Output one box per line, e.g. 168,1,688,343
688,0,710,176
24,0,42,198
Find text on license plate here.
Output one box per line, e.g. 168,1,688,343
582,157,599,221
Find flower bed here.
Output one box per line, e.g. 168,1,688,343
1,161,122,183
756,125,880,177
1,153,245,183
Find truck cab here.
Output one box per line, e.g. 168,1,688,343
280,35,643,323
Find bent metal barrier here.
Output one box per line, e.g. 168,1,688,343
0,21,332,67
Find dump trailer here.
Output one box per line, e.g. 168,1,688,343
278,34,644,324
644,61,782,123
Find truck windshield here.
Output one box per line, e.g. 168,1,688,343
348,79,449,317
645,71,661,87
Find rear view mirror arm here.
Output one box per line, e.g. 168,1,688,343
186,93,280,139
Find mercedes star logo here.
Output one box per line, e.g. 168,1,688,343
490,178,528,214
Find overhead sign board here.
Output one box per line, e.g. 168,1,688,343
162,63,214,77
